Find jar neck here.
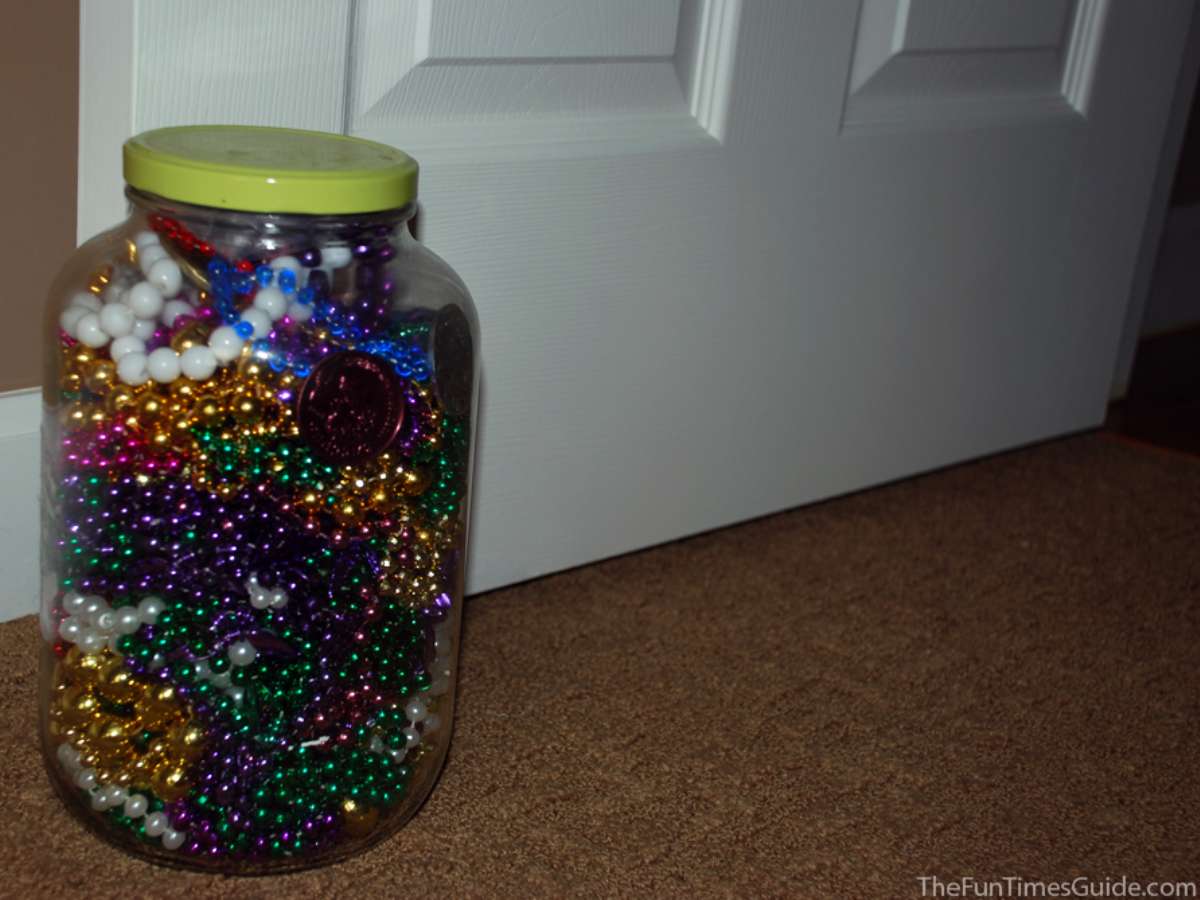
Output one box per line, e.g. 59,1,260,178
125,187,415,261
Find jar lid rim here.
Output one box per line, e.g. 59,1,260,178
123,126,418,215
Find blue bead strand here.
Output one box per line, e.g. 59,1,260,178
208,252,432,384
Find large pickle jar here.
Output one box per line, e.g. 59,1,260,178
38,126,478,873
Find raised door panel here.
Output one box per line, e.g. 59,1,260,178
350,0,740,153
901,0,1072,51
845,0,1106,130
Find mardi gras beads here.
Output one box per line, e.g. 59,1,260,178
50,648,201,801
42,126,476,873
49,263,468,863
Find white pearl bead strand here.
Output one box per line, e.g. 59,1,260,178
62,234,354,387
54,591,169,654
54,741,188,851
56,231,255,388
245,574,289,610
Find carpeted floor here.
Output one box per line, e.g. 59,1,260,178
1,433,1198,898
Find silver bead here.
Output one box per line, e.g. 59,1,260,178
115,607,142,635
81,595,106,620
137,595,165,624
404,696,427,723
56,742,80,772
78,630,106,654
123,793,148,818
144,812,168,837
161,828,186,850
227,640,257,667
62,591,88,614
58,617,83,643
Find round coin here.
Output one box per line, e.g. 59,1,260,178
297,351,406,465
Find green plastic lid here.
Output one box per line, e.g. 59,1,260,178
123,126,418,215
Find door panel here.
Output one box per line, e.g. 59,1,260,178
846,0,1103,129
349,0,737,154
72,0,1194,597
900,0,1072,52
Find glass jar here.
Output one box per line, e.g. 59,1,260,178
38,126,478,872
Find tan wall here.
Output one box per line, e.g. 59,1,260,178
0,2,79,391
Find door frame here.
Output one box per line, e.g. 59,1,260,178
1111,3,1200,398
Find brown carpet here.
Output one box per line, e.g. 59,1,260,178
2,433,1198,898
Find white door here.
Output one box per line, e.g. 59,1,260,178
69,0,1193,598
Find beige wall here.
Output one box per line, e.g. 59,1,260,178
0,2,79,391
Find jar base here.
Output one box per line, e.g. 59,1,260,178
40,730,453,875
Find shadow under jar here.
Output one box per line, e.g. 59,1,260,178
38,126,479,873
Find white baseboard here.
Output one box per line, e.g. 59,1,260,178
0,389,41,621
